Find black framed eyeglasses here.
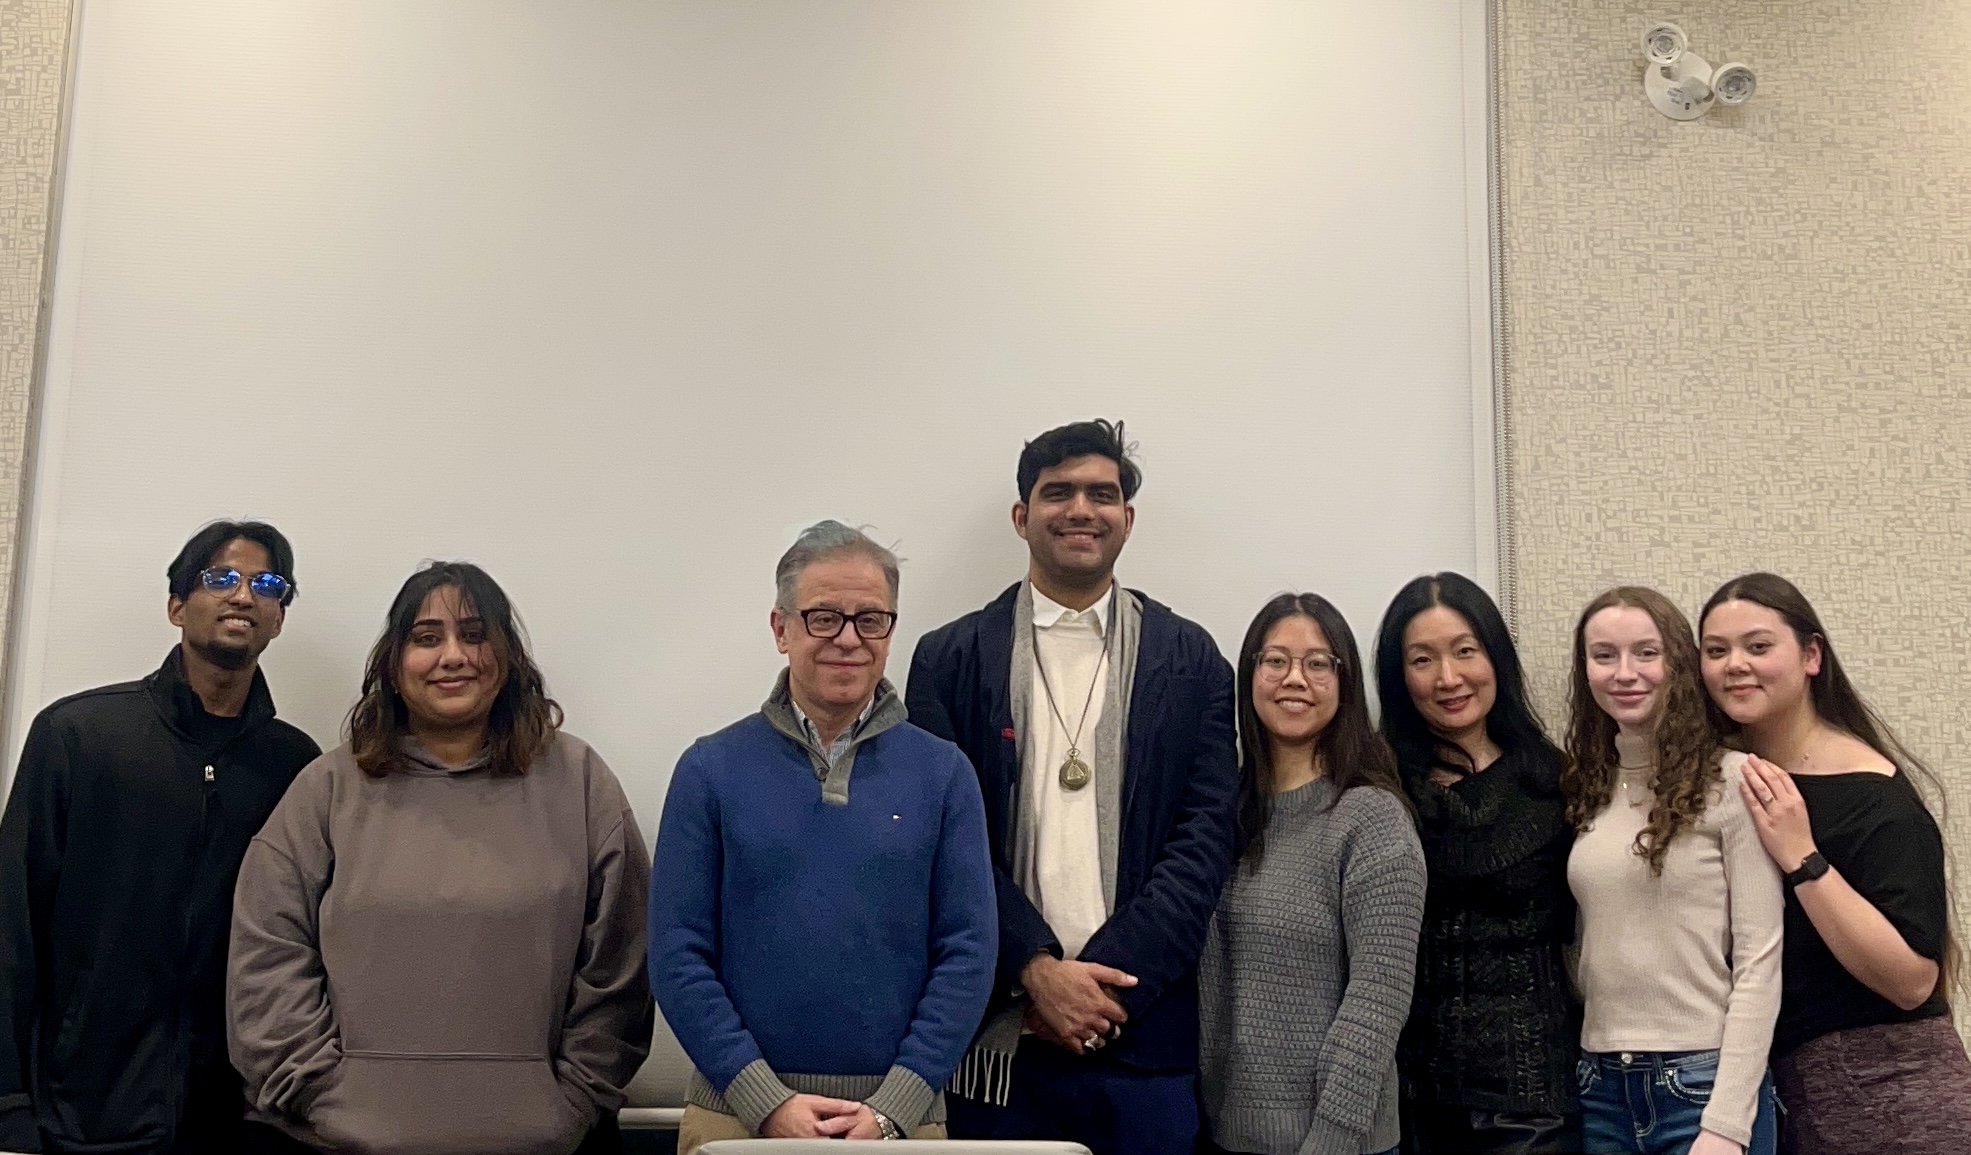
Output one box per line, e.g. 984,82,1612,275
798,607,898,640
200,566,292,603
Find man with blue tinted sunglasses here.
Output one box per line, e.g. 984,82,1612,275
0,520,322,1154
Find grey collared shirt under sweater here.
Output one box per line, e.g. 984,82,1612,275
1198,778,1427,1155
790,696,875,769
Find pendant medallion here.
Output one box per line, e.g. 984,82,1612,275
1060,752,1092,791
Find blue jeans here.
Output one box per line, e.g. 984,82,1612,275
1578,1050,1777,1155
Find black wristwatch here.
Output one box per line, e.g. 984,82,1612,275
1784,850,1831,887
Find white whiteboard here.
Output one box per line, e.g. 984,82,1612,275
5,0,1497,835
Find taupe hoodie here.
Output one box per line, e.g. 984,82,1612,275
228,732,653,1155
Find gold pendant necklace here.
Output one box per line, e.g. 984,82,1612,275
1032,588,1114,793
1060,750,1092,790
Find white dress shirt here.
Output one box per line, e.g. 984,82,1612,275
1027,583,1111,960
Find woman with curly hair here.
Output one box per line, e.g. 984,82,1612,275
1700,573,1971,1155
1563,587,1782,1155
228,562,654,1155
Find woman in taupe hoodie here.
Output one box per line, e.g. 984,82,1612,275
228,561,654,1155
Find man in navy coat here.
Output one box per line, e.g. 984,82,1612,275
907,418,1238,1155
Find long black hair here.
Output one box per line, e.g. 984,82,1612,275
1235,592,1410,867
1373,571,1559,780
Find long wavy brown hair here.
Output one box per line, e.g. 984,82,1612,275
1563,586,1723,874
347,561,561,778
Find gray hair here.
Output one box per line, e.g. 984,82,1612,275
774,520,901,611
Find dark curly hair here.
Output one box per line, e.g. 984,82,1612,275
346,561,561,778
1563,586,1723,874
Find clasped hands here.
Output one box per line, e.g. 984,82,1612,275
1020,953,1138,1055
761,1095,887,1140
758,955,1139,1138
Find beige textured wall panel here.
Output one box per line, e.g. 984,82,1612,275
1499,0,1971,1021
0,0,73,682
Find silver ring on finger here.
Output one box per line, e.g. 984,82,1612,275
1083,1035,1101,1051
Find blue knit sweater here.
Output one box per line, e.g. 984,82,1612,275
649,698,996,1133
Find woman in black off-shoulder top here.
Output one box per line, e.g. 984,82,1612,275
1699,572,1971,1155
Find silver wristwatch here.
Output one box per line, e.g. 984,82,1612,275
871,1108,903,1140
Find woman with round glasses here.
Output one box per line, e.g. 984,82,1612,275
1698,573,1971,1155
1200,593,1425,1155
228,561,654,1155
1374,573,1579,1155
1562,587,1782,1155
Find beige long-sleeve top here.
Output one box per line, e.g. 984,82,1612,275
1567,738,1784,1147
228,733,653,1155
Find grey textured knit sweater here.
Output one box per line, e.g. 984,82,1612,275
1199,779,1426,1155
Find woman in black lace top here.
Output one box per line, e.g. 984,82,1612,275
1374,573,1580,1155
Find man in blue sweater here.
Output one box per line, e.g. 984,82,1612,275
908,419,1240,1155
650,520,997,1153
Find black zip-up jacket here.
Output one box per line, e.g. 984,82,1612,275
0,648,320,1153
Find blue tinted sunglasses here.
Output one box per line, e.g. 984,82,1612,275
199,566,292,603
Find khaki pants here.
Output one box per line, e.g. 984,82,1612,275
677,1104,947,1153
